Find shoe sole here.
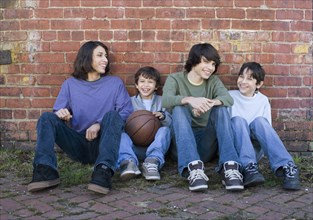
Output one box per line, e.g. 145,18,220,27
144,175,160,181
87,183,110,194
120,171,141,181
28,179,60,192
189,185,208,192
244,179,265,187
222,181,244,191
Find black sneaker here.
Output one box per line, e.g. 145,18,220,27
187,160,208,192
27,164,60,192
243,163,265,187
87,164,113,194
282,161,301,190
221,161,244,191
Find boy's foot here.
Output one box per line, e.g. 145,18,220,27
243,163,265,187
120,160,141,181
221,161,244,191
142,158,160,180
187,160,208,192
88,164,112,195
27,164,60,192
282,161,301,190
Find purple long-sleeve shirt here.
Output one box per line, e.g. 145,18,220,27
53,76,133,133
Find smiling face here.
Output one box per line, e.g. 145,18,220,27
189,56,216,81
237,68,263,97
135,74,157,99
91,46,108,74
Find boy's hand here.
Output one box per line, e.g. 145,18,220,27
55,108,72,121
184,97,222,114
86,123,100,141
153,111,165,120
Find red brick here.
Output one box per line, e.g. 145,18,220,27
99,31,114,41
234,0,263,7
217,9,245,19
114,31,128,41
50,0,80,7
71,31,84,41
123,53,155,63
21,87,51,97
42,31,57,41
0,87,21,96
113,0,141,7
265,0,293,8
111,42,141,52
263,43,291,53
276,10,304,20
1,122,18,131
0,110,12,119
50,42,80,52
261,21,290,31
34,9,63,18
64,8,93,18
290,21,312,31
34,53,64,63
142,20,171,29
28,110,41,119
0,20,20,31
126,8,155,18
171,31,185,41
143,0,172,7
204,0,233,7
20,20,49,30
31,98,55,108
4,9,33,19
203,20,231,29
6,98,31,108
57,31,71,40
172,20,200,30
13,110,27,119
81,0,110,7
154,53,183,63
129,31,142,41
273,77,302,86
247,9,275,20
82,20,110,30
174,0,204,7
156,8,185,18
271,99,300,109
232,20,260,30
51,20,81,30
94,8,124,19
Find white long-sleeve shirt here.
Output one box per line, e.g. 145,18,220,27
228,90,272,125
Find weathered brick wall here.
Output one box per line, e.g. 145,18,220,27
0,0,312,154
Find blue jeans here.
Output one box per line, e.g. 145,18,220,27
33,111,124,172
118,126,171,169
171,106,240,176
231,116,294,174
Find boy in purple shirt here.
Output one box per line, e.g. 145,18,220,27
27,41,133,195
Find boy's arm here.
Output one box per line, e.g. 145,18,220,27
161,75,185,109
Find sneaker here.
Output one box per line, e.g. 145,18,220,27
243,163,265,187
221,161,244,191
187,160,208,192
142,158,160,180
27,164,60,192
120,160,141,181
87,164,113,194
282,161,301,190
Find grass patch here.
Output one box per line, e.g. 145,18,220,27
0,148,312,190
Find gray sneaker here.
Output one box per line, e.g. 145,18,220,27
142,158,160,180
120,160,141,181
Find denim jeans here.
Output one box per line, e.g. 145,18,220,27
231,116,294,174
118,126,171,169
171,106,240,176
33,111,124,172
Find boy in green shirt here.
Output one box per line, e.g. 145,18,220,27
162,43,243,192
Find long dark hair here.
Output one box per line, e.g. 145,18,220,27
72,41,110,80
184,43,220,74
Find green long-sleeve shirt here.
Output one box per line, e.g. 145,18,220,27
162,71,233,128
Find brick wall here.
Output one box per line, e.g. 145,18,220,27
0,0,312,154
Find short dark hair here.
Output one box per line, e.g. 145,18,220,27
72,41,110,80
239,62,265,85
184,43,220,73
134,66,161,87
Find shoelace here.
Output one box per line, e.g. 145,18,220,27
283,162,298,178
224,169,243,181
245,163,259,174
144,162,158,172
188,169,209,184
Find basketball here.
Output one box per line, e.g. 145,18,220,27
125,110,161,147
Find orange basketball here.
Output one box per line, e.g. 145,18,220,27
125,110,161,147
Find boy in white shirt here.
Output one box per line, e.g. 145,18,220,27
228,62,301,190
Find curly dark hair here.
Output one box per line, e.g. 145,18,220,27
72,41,110,80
